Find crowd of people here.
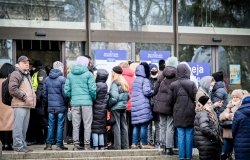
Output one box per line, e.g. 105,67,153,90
0,55,250,160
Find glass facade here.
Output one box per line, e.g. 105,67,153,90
178,0,250,28
218,46,250,92
0,39,12,65
65,41,85,71
0,0,85,29
90,0,172,31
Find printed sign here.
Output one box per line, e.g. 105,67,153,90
95,49,128,89
230,64,241,84
139,50,170,65
188,62,211,82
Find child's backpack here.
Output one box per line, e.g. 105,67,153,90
2,73,24,106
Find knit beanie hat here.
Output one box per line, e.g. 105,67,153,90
149,63,158,71
212,71,224,82
165,56,178,68
113,66,123,74
198,95,210,106
76,56,89,67
33,60,43,68
53,61,64,73
231,89,244,99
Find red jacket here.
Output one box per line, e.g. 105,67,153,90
122,68,134,111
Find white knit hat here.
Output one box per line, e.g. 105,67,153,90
53,61,64,73
76,56,89,67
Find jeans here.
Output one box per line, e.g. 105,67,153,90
177,127,194,160
92,133,104,147
221,138,234,160
132,122,149,145
46,113,65,146
112,110,129,149
13,108,30,150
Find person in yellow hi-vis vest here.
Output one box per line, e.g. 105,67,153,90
26,60,48,145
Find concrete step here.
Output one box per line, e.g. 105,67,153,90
2,145,200,160
2,149,163,160
8,155,193,160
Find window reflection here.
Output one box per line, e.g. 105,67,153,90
0,40,12,65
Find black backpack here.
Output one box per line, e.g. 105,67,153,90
2,73,24,106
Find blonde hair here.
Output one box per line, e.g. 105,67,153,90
111,71,129,92
129,63,139,73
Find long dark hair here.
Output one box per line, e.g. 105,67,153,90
0,63,15,78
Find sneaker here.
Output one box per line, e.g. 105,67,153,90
56,145,68,150
14,147,31,153
99,147,105,150
84,144,92,150
24,146,33,152
73,144,84,150
141,144,154,149
44,144,52,150
131,144,139,149
5,145,13,151
93,146,99,150
166,148,175,155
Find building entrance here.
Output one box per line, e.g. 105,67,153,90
16,40,61,73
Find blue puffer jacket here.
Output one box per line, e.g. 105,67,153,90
131,65,153,125
43,69,67,113
232,96,250,160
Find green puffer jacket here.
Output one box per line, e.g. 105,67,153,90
109,81,129,111
64,65,96,107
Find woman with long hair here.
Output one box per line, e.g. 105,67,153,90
108,66,129,149
0,63,15,150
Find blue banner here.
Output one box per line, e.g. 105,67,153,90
139,50,170,63
188,62,211,80
95,49,127,61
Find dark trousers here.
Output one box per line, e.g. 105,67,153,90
126,111,132,146
112,109,129,149
26,109,48,144
0,131,12,146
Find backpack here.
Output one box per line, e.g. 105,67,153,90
2,73,24,106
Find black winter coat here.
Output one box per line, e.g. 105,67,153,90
153,66,177,115
194,111,221,160
92,69,109,134
211,81,228,118
170,64,197,128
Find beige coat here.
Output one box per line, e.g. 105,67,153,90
9,70,36,108
219,101,240,138
0,79,14,131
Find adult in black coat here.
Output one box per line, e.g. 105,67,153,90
170,63,197,160
91,69,109,150
195,96,221,160
153,65,177,155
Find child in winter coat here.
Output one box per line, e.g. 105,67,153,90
43,61,68,150
194,95,221,160
91,69,109,150
108,66,130,150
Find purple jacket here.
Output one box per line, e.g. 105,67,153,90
131,65,153,125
